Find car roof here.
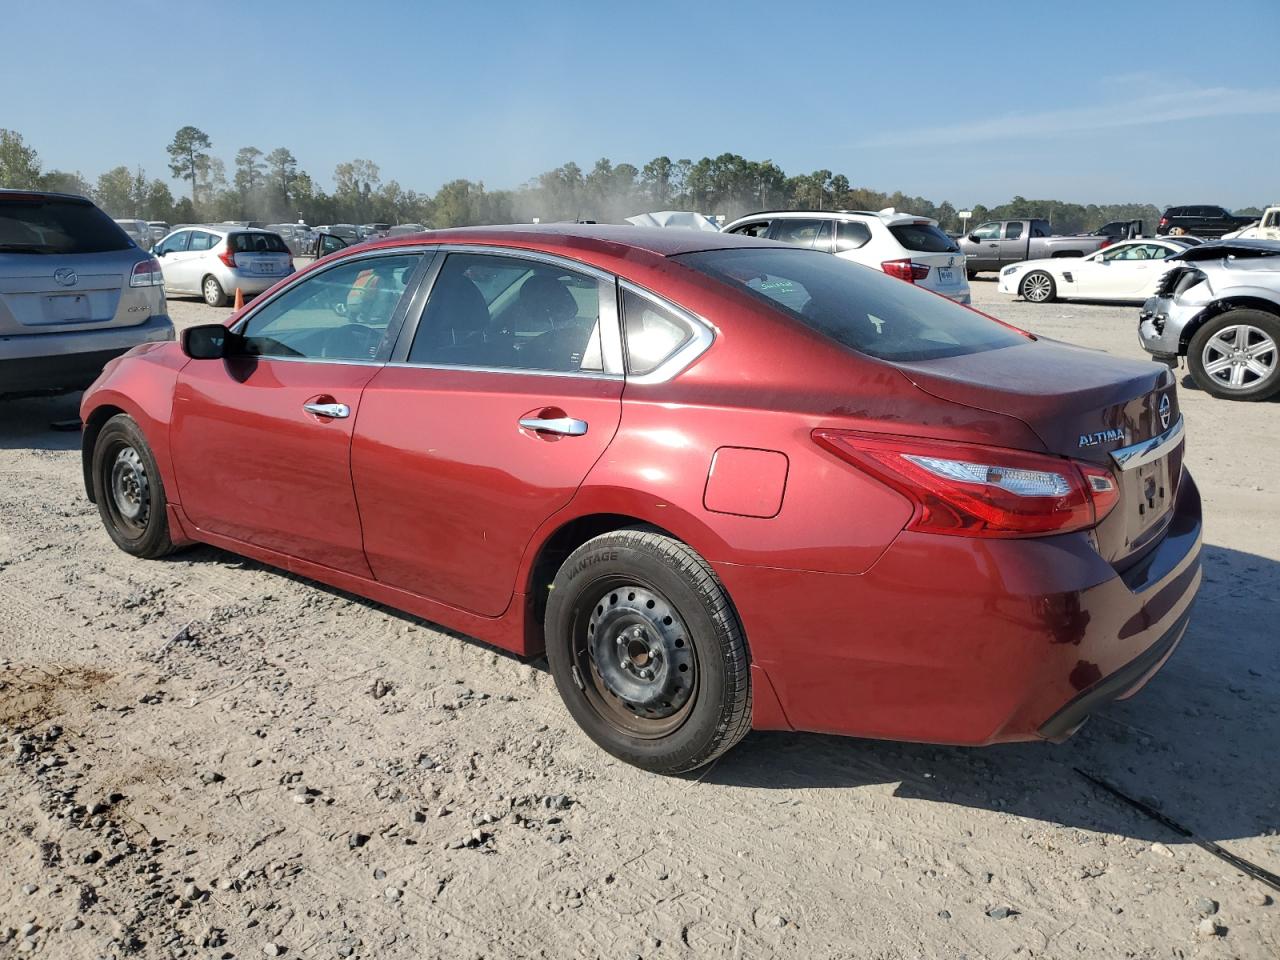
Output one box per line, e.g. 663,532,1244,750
725,209,934,227
353,223,784,262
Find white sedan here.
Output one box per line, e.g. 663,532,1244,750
998,238,1192,304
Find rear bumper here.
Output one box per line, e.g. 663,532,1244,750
0,314,174,397
223,265,293,296
719,470,1202,743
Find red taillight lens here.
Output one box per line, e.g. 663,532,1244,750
1158,217,1168,227
129,257,163,287
217,245,237,269
812,430,1120,538
1099,238,1112,249
881,259,930,283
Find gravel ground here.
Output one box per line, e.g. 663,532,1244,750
1,280,1277,959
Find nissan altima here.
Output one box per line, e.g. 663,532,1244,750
79,226,1201,774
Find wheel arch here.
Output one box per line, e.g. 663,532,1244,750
1178,296,1280,353
81,403,128,502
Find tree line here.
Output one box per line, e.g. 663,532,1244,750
1,126,1260,235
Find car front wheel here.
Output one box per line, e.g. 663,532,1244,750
91,414,177,558
1187,309,1280,401
545,529,751,774
1020,270,1056,303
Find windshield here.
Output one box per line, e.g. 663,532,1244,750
0,196,132,255
675,247,1026,363
888,222,958,253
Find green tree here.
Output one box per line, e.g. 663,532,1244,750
234,146,266,197
0,128,41,188
166,125,212,204
266,147,298,213
39,169,91,196
333,159,381,222
94,165,136,217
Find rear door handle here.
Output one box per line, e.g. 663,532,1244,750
303,402,350,419
519,416,588,436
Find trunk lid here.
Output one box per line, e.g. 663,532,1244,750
894,338,1183,566
0,248,152,335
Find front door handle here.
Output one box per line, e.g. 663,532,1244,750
303,401,350,419
519,416,588,436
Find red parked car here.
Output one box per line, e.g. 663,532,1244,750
80,226,1201,774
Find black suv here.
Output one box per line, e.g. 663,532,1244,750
1156,205,1254,238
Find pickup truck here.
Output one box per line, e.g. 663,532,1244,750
1223,204,1280,241
957,219,1108,276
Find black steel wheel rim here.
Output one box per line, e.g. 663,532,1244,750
571,579,698,739
103,441,150,539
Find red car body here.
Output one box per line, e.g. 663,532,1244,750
80,226,1201,747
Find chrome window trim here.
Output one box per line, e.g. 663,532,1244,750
226,247,434,364
1110,415,1185,471
389,245,625,380
618,280,716,385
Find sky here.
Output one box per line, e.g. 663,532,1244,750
4,0,1279,210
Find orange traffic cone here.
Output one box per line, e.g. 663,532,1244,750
233,287,244,311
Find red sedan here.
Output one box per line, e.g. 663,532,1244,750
80,226,1201,773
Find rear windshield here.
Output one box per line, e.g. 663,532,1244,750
675,247,1026,363
229,232,289,254
0,196,132,255
888,222,958,253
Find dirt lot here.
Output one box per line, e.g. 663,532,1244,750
2,281,1277,960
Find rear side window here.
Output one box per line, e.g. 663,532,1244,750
1004,222,1024,240
888,222,958,253
621,289,691,374
188,231,216,252
230,232,289,254
676,247,1026,363
0,196,131,255
409,252,606,374
835,220,872,251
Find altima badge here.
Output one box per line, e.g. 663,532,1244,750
1079,428,1126,448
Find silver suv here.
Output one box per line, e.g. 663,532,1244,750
152,225,293,306
1,190,171,399
1138,240,1280,401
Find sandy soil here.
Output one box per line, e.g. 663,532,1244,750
1,283,1277,959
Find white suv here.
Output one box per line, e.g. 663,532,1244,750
721,209,971,304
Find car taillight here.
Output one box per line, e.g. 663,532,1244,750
218,246,237,269
881,259,930,283
1158,217,1168,227
812,430,1120,538
1099,238,1112,249
129,257,164,287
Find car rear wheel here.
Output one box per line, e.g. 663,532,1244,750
545,529,751,774
92,414,177,559
1020,270,1056,303
202,275,228,307
1187,310,1280,401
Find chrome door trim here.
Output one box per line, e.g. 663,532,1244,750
1110,415,1185,471
618,280,717,385
303,402,351,418
518,416,588,436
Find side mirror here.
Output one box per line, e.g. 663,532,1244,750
967,233,980,243
182,323,232,360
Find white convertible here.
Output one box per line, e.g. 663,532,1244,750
998,238,1192,304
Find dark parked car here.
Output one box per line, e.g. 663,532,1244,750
80,226,1200,774
1091,220,1144,241
1156,205,1254,238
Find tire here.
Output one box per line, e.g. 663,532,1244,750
202,274,228,307
1020,270,1056,303
544,530,751,774
91,414,178,559
966,268,978,281
1186,309,1280,401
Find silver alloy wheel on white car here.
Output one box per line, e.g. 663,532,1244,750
203,275,227,307
1020,271,1055,303
1199,323,1278,391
